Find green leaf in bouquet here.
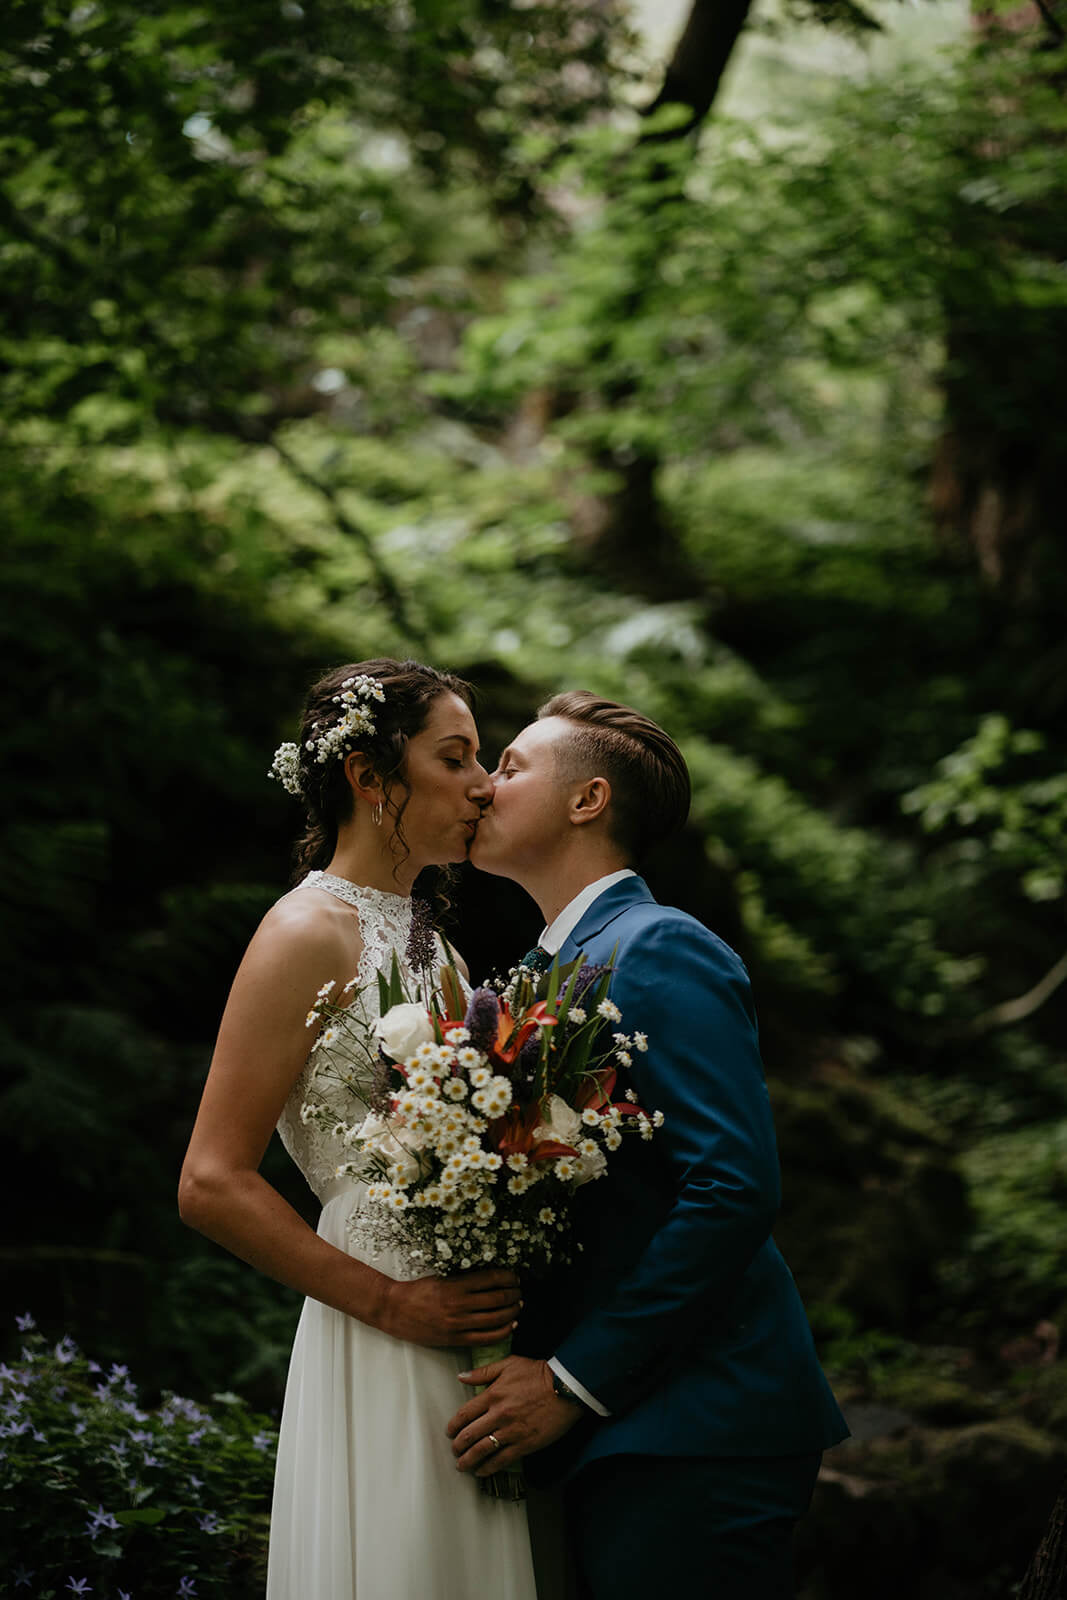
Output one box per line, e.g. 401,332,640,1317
437,933,467,1021
386,950,407,1009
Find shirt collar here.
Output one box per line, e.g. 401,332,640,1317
540,869,637,955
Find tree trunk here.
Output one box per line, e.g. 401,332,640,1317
1018,1475,1067,1600
574,0,755,597
930,5,1067,608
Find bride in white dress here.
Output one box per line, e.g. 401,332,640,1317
179,658,537,1600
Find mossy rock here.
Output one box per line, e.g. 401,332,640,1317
1021,1357,1067,1433
770,1064,970,1329
800,1416,1066,1599
875,1363,998,1425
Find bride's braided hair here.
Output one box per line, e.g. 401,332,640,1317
287,658,474,885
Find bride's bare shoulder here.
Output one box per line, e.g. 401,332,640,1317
245,885,362,972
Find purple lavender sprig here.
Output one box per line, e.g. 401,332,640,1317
464,987,501,1053
405,896,436,977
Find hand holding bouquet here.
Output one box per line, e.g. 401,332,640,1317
302,948,662,1495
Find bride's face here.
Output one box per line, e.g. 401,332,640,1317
388,693,491,867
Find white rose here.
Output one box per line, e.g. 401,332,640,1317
533,1094,582,1150
375,1002,435,1062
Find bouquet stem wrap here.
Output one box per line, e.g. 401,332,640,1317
471,1336,525,1502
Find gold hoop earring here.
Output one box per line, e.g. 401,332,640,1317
372,800,383,827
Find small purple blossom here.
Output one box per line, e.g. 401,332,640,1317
55,1336,78,1365
188,1427,206,1445
514,1030,541,1090
15,1312,35,1332
142,1452,160,1467
198,1511,222,1533
66,1579,92,1595
12,1565,33,1588
404,896,437,974
464,987,500,1052
251,1432,273,1452
177,1579,198,1597
86,1504,120,1536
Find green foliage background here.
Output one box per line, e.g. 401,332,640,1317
1,0,1066,1587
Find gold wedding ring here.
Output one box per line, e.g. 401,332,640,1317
487,1432,501,1451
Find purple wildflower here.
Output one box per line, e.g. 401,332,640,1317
55,1337,77,1365
252,1432,273,1452
177,1579,198,1597
13,1567,33,1588
405,896,437,975
198,1512,222,1533
87,1505,119,1535
464,988,500,1052
572,963,609,996
66,1580,92,1595
514,1030,541,1092
15,1312,35,1332
188,1427,205,1445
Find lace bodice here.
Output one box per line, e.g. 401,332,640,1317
276,872,432,1205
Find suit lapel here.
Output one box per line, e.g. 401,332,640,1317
558,875,655,964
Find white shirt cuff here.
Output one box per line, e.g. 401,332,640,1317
548,1356,611,1417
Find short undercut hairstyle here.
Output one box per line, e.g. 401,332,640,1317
537,691,691,863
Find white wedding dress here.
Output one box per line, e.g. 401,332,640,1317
266,873,537,1600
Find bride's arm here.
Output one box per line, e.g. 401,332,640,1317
178,901,520,1348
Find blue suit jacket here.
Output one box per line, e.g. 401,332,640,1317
517,875,848,1481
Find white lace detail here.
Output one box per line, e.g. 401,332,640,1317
276,873,425,1211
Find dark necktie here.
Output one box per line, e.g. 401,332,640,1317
519,946,553,974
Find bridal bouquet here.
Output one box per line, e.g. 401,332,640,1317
304,951,661,1276
301,947,662,1497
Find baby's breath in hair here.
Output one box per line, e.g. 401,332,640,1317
269,741,303,797
269,673,386,799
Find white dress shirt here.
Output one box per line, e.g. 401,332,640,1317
541,868,636,1417
539,868,636,955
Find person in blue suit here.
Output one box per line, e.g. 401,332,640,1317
447,690,848,1598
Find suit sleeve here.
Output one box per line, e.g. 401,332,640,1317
552,917,781,1416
